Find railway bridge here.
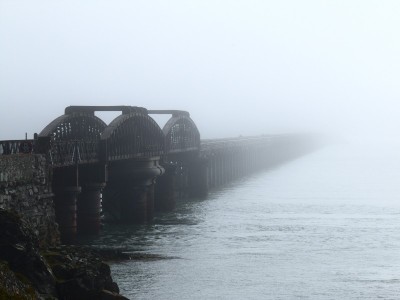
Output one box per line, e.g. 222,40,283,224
0,106,317,242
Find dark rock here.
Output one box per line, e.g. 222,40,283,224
0,209,128,299
0,260,38,299
0,153,128,299
43,245,124,299
99,289,130,300
56,278,97,300
0,209,56,298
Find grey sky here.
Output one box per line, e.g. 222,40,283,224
1,1,399,140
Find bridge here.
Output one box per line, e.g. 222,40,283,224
0,106,318,242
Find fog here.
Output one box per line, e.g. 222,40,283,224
1,1,399,141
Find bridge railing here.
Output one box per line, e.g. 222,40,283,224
0,140,35,155
200,135,274,153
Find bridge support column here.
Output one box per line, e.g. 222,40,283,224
77,183,105,235
211,157,216,187
54,186,81,244
188,158,208,198
220,155,225,185
155,164,177,211
215,156,220,186
146,184,155,221
209,157,214,187
119,183,150,223
209,156,215,188
220,156,225,185
106,158,164,224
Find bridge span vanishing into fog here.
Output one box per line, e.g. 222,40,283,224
0,106,318,242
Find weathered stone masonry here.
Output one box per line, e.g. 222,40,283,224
0,154,59,247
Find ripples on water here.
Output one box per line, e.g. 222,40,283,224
84,141,400,299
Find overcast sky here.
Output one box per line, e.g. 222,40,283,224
1,1,399,140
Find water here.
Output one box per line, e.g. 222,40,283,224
85,141,400,299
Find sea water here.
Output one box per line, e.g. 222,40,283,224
86,140,400,299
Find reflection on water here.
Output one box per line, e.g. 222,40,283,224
83,142,400,299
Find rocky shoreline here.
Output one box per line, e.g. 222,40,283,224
0,209,129,300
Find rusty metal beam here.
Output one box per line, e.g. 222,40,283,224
148,110,190,117
65,106,148,115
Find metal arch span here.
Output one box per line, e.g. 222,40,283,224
163,115,200,154
148,111,200,154
39,112,106,141
101,112,164,161
38,111,107,166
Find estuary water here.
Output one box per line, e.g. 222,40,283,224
86,140,400,299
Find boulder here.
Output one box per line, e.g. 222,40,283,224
0,209,56,298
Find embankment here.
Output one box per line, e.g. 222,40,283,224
0,154,128,299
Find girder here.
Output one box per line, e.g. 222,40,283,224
160,113,200,154
39,112,107,166
101,112,164,161
34,106,203,166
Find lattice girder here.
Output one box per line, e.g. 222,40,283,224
39,112,106,141
101,112,164,161
39,112,107,166
163,115,200,154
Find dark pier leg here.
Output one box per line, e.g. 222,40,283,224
119,184,150,223
209,157,216,188
77,183,105,235
106,158,164,224
188,158,208,198
212,156,218,187
155,164,177,211
220,155,225,185
146,184,155,221
208,157,214,188
54,186,81,244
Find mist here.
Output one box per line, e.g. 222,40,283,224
1,1,400,141
3,2,400,299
